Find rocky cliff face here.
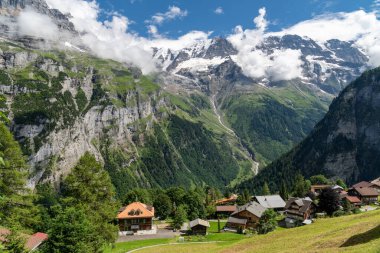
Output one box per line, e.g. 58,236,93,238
237,67,380,191
0,42,166,188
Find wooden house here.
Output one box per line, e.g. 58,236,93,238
229,201,266,229
253,195,286,211
342,196,362,207
117,202,155,234
216,205,237,217
226,216,247,230
284,197,316,227
348,186,379,204
189,219,210,235
371,178,380,193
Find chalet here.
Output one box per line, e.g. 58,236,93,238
352,181,380,192
189,218,210,235
228,201,266,229
284,197,316,228
348,187,379,204
216,205,237,217
215,194,238,205
0,229,48,252
371,177,380,192
226,216,248,230
342,196,362,207
117,202,155,235
253,195,286,211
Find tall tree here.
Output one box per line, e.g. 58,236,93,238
171,205,187,230
257,209,277,234
42,206,97,253
262,182,271,195
292,173,311,198
0,123,35,229
310,175,331,185
61,152,118,248
336,179,347,190
279,180,289,200
153,192,172,220
318,188,340,216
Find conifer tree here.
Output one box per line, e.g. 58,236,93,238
262,182,271,195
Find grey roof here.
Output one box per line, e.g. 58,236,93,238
285,197,314,213
227,216,247,225
254,195,286,209
231,201,267,218
189,218,210,228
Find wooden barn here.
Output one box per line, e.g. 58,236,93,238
189,218,210,235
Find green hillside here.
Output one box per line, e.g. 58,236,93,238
133,210,380,253
222,80,331,166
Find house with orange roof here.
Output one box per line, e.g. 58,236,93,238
117,202,156,235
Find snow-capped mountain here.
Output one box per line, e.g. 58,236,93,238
154,35,368,96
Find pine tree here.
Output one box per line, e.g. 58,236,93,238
279,180,289,200
60,152,118,249
292,173,310,197
0,123,35,229
262,182,271,195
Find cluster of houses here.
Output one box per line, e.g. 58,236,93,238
116,177,380,236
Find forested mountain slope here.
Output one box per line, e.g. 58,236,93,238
237,67,380,192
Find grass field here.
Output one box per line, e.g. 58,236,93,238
133,210,380,253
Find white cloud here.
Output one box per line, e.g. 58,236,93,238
228,7,304,81
214,7,224,15
253,7,267,32
147,6,188,25
17,9,59,40
271,9,380,66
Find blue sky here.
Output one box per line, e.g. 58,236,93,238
97,0,377,38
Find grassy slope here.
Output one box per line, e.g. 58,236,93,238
134,210,380,253
222,81,332,167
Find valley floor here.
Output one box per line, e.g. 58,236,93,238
112,210,380,253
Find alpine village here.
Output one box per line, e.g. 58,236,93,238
0,0,379,252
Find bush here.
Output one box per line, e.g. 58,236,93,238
332,210,346,217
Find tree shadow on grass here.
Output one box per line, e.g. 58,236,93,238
341,225,380,247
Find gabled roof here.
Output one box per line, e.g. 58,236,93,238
117,202,155,219
344,196,361,204
352,187,379,197
216,205,237,212
189,218,210,228
352,181,374,188
215,194,238,205
370,177,380,187
26,232,49,251
0,229,48,251
232,201,266,218
332,185,344,190
285,197,314,213
254,195,286,209
227,216,247,225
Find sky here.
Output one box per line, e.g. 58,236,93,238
95,0,377,38
10,0,380,79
